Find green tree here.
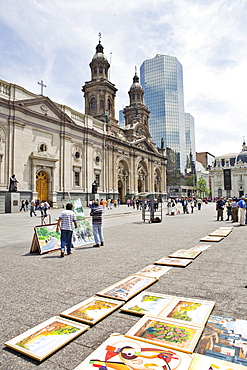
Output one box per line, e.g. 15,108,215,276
196,177,210,198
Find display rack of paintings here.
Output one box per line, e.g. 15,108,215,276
187,244,212,252
121,291,175,316
73,333,193,370
189,353,246,370
96,275,156,301
126,316,204,353
195,315,247,366
168,250,202,259
72,219,94,247
5,316,89,362
200,235,223,242
31,224,61,254
134,264,173,279
156,297,215,326
209,229,231,237
155,257,193,267
60,296,123,325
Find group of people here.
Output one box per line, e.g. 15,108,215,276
216,196,247,225
19,199,50,217
167,197,203,215
126,198,159,211
89,198,120,211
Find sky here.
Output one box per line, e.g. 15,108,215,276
0,0,247,157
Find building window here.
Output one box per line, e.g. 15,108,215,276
74,172,80,186
107,98,111,112
95,156,100,164
39,143,47,152
95,174,100,187
99,66,103,74
218,188,222,198
74,151,80,159
100,100,104,110
239,174,243,181
90,97,96,110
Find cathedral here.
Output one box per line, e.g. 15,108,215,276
0,40,167,211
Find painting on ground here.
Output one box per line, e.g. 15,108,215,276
189,353,246,369
195,315,247,366
72,219,94,247
5,316,89,361
188,244,212,252
135,264,173,279
121,291,175,316
200,236,223,242
157,297,215,326
155,257,193,267
96,275,156,301
126,316,203,353
60,296,123,325
73,333,193,369
34,224,61,254
168,250,202,259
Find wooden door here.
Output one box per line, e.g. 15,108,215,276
36,171,48,201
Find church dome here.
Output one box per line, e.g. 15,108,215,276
236,150,247,163
130,73,143,90
92,42,108,61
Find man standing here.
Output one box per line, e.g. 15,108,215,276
238,196,246,226
216,197,225,221
56,203,77,257
90,200,104,247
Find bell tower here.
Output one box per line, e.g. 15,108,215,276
82,35,118,125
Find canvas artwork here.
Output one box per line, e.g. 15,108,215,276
209,229,231,237
34,224,61,254
135,264,173,279
63,198,85,220
126,316,203,353
60,296,123,325
196,315,247,365
155,257,193,267
189,353,246,370
74,333,193,370
188,244,212,252
5,316,89,362
96,275,156,301
168,250,202,259
219,227,233,230
200,236,224,242
121,292,176,316
72,219,94,247
157,297,215,326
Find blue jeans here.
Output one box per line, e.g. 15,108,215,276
61,230,73,254
92,224,104,245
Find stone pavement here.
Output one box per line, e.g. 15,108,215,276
0,203,246,369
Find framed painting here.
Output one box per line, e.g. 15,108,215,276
34,224,61,254
126,316,204,353
134,264,173,279
63,198,85,220
200,236,223,242
60,296,123,325
187,244,212,252
157,297,215,326
74,333,193,370
72,219,94,247
209,230,231,237
5,316,89,362
219,226,233,230
189,353,246,369
121,291,176,316
155,257,193,267
96,275,156,301
168,250,202,259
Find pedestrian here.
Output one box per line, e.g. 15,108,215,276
25,200,29,212
30,200,37,217
231,197,238,223
90,200,104,247
43,200,50,215
189,199,194,213
56,203,77,257
216,197,225,221
238,196,246,226
197,198,202,210
181,198,189,214
20,200,25,212
225,198,232,221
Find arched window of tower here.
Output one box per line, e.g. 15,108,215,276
90,97,96,110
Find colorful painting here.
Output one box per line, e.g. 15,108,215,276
60,296,123,325
96,275,156,301
196,315,247,365
34,224,61,254
168,250,202,259
72,219,94,247
126,316,203,353
200,236,223,242
189,353,246,369
74,333,193,369
5,316,89,361
135,264,173,279
121,292,176,316
158,298,215,326
155,257,193,267
209,229,231,237
188,244,212,252
63,198,85,220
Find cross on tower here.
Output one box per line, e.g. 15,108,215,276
98,32,102,43
37,80,47,95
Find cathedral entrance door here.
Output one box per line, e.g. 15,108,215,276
138,179,143,193
118,180,124,203
36,171,49,201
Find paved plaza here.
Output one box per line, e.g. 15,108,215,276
0,202,246,369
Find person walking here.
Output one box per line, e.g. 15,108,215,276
25,200,29,212
20,200,25,212
56,203,77,257
30,200,37,217
90,200,104,247
238,196,246,226
216,197,225,221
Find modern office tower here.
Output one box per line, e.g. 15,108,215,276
140,54,187,176
185,112,196,170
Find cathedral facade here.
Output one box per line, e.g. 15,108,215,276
0,41,167,211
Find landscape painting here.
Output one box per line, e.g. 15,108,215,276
5,316,89,361
63,198,85,220
200,236,223,242
168,250,201,259
135,264,173,279
189,353,246,370
188,244,212,252
60,296,123,325
126,316,203,353
157,297,215,326
74,333,193,370
72,219,94,247
195,315,247,365
34,224,61,254
155,257,193,267
96,275,156,301
121,292,175,316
